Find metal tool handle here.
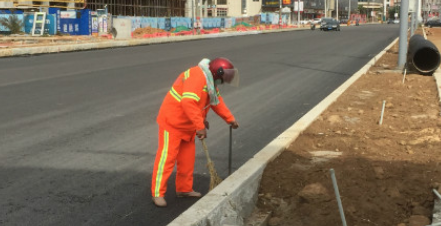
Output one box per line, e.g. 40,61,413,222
228,126,233,175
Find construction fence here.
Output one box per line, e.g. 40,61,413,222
0,10,291,36
117,13,290,32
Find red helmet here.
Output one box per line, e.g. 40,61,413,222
209,57,240,86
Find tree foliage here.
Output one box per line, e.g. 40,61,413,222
0,14,24,34
388,6,400,19
358,5,367,15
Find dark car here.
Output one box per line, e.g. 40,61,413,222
425,19,441,28
320,18,341,31
387,18,400,24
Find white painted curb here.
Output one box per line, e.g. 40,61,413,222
168,38,400,226
423,26,441,114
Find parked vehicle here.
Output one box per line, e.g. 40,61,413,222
425,19,441,28
320,18,341,31
387,18,399,24
309,18,322,25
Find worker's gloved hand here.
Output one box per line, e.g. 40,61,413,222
229,121,239,129
204,120,210,130
196,128,207,140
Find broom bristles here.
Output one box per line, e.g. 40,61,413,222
207,161,222,190
201,140,223,191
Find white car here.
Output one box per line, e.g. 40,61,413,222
310,18,322,24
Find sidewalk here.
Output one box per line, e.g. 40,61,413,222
0,26,308,58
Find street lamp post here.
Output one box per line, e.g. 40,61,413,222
298,0,300,25
398,0,409,69
279,0,282,28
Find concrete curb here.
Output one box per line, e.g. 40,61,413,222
434,69,441,116
168,37,400,226
423,26,441,112
0,28,308,58
426,25,441,225
434,194,441,224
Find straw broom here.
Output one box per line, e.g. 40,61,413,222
201,139,223,190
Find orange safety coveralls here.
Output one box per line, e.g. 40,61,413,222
151,65,235,198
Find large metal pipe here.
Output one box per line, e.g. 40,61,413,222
407,34,441,75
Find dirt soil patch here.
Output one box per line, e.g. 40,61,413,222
132,27,168,37
257,28,441,226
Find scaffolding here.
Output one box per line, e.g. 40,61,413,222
87,0,187,17
0,0,86,9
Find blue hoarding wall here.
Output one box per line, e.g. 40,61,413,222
0,10,23,14
223,18,236,28
58,9,91,35
260,13,288,25
24,14,57,35
116,16,161,31
0,14,25,33
116,16,237,31
157,18,166,30
48,8,61,32
201,18,221,29
79,9,92,35
170,17,191,28
59,16,80,35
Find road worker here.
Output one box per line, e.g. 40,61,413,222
151,57,240,207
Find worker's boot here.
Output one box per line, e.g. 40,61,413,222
176,190,202,198
152,197,167,207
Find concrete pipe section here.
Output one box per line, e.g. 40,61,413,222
407,34,441,75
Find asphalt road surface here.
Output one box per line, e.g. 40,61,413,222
0,24,400,226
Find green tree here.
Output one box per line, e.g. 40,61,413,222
0,14,24,34
388,6,399,19
358,5,367,15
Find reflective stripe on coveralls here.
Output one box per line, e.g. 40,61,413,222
151,127,196,197
154,130,169,197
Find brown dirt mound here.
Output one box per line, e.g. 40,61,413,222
257,28,441,226
132,27,167,37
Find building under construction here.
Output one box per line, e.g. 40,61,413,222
0,1,187,16
86,0,187,17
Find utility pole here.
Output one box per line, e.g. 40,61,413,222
410,0,416,36
298,0,300,26
337,0,339,20
417,0,423,22
349,0,351,23
279,0,282,28
398,0,409,69
325,0,327,17
383,0,387,21
192,0,195,35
